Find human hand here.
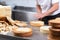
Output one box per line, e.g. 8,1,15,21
34,13,45,19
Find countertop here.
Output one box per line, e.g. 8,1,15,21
0,26,48,40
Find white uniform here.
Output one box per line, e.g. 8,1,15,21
37,0,59,15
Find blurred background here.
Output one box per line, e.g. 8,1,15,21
0,0,36,7
0,0,60,22
0,0,38,22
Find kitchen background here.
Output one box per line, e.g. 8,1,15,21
0,0,38,22
0,0,36,7
0,0,60,22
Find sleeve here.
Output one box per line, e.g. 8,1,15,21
52,0,59,4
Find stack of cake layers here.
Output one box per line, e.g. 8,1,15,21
48,18,60,40
0,5,11,17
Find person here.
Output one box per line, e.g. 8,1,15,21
34,0,60,25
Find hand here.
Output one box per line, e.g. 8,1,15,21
34,13,45,19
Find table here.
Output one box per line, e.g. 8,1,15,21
0,26,48,40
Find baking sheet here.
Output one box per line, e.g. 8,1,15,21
0,26,48,40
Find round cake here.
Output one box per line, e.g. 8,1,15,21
49,18,60,28
12,28,32,37
30,21,44,27
15,20,27,27
55,18,60,21
49,27,60,36
40,26,51,33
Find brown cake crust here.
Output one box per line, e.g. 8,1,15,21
49,18,60,28
14,31,32,37
30,21,44,27
48,18,60,40
49,27,60,36
12,28,32,37
48,35,60,40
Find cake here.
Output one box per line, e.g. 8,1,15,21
49,27,60,36
12,28,32,37
49,18,60,28
40,26,51,33
49,20,55,26
30,21,44,27
0,6,11,17
3,6,12,17
6,16,15,25
15,20,27,27
55,18,60,21
48,18,60,40
0,6,6,17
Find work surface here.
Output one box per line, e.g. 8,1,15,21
0,26,48,40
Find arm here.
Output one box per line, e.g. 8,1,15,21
36,0,42,13
34,3,59,19
36,5,42,13
44,3,59,16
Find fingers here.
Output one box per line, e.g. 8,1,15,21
34,13,44,19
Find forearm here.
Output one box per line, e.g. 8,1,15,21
44,3,59,16
36,5,42,13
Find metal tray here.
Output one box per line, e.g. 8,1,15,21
0,26,48,40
